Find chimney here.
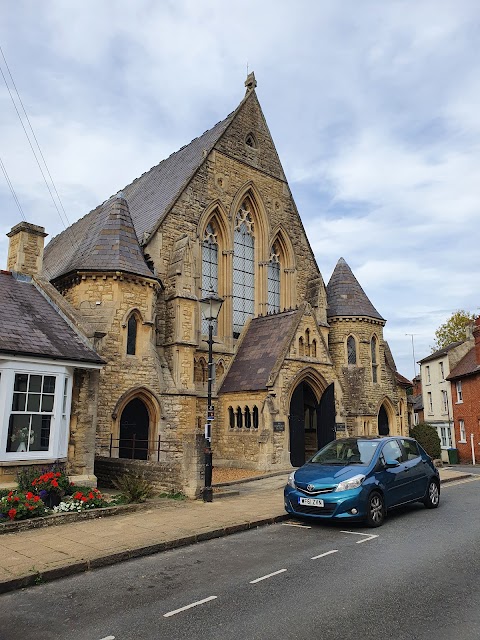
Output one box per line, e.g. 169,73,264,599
6,222,48,276
474,317,480,365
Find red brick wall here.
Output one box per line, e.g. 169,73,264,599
451,375,480,463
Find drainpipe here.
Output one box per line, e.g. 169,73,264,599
471,433,476,465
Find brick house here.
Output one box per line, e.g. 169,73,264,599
1,74,411,495
447,318,480,464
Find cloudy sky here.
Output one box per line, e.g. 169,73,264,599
1,0,479,379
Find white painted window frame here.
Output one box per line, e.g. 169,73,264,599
0,359,73,463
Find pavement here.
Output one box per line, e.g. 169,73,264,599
0,467,472,594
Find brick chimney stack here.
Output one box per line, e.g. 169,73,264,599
6,222,48,276
473,317,480,365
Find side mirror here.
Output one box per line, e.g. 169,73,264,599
384,458,401,468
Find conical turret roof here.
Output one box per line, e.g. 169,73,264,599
326,258,384,321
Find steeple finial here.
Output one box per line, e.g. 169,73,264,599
245,71,257,94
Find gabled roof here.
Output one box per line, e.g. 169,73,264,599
326,258,384,321
0,271,104,365
220,310,299,393
418,341,463,364
447,347,480,380
44,196,156,281
43,100,242,280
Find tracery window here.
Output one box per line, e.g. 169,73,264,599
202,222,219,334
244,406,251,429
267,243,280,313
347,335,356,365
233,204,255,338
127,315,137,355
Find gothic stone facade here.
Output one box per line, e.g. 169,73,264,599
32,75,410,496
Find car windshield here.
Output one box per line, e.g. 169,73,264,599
310,438,380,465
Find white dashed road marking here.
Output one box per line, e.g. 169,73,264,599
98,637,115,640
341,530,379,544
311,549,338,560
250,569,287,584
163,596,218,618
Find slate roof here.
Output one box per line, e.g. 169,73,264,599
326,258,384,321
43,109,237,280
395,371,412,387
447,347,480,380
220,311,298,392
418,341,463,364
0,271,104,365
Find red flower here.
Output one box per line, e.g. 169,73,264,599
33,496,40,502
25,492,34,500
51,479,59,488
13,496,19,502
7,491,13,498
55,472,61,477
88,492,94,500
73,492,83,500
80,496,88,502
8,509,16,520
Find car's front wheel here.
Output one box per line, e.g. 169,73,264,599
365,491,385,527
423,479,440,509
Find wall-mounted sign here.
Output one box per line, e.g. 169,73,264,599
273,421,285,432
335,423,347,432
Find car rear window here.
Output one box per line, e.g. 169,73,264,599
401,439,420,460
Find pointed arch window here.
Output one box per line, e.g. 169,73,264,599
347,335,356,365
202,222,219,334
267,242,281,313
233,203,255,338
127,315,138,355
371,335,379,383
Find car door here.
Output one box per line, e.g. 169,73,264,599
377,440,411,508
399,438,429,499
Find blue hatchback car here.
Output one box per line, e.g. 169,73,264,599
284,436,440,527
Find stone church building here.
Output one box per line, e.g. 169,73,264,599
0,74,411,495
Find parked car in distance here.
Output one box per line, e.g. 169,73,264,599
284,436,440,527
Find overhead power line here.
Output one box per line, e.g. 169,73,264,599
0,45,77,253
0,155,26,222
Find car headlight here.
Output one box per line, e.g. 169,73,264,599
334,474,365,492
287,472,296,488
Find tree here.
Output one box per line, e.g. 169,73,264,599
410,423,441,460
431,310,477,352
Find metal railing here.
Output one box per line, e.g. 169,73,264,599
97,434,163,461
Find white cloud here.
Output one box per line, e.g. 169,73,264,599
0,0,479,378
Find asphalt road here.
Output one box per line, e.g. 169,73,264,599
0,476,479,640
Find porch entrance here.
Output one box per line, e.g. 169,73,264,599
378,405,389,436
289,382,335,467
119,397,149,460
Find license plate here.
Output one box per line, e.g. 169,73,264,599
299,497,324,507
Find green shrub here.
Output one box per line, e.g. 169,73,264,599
410,423,442,459
112,472,154,504
16,467,40,492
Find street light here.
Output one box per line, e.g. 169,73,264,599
200,289,224,502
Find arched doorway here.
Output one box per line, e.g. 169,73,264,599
378,404,389,436
289,382,335,466
119,398,149,460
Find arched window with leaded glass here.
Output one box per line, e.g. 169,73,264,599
127,314,138,355
371,335,379,383
347,335,357,365
267,242,281,313
233,203,255,338
202,222,219,334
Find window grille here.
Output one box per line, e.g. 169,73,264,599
202,223,219,334
347,336,356,365
233,205,255,338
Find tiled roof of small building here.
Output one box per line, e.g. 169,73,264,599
418,341,463,364
326,258,384,321
43,109,237,280
447,347,480,380
220,311,298,392
395,371,412,387
44,196,156,280
0,272,104,364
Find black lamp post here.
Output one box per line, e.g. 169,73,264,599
200,289,224,502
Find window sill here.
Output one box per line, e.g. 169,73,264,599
0,457,67,466
458,440,467,444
